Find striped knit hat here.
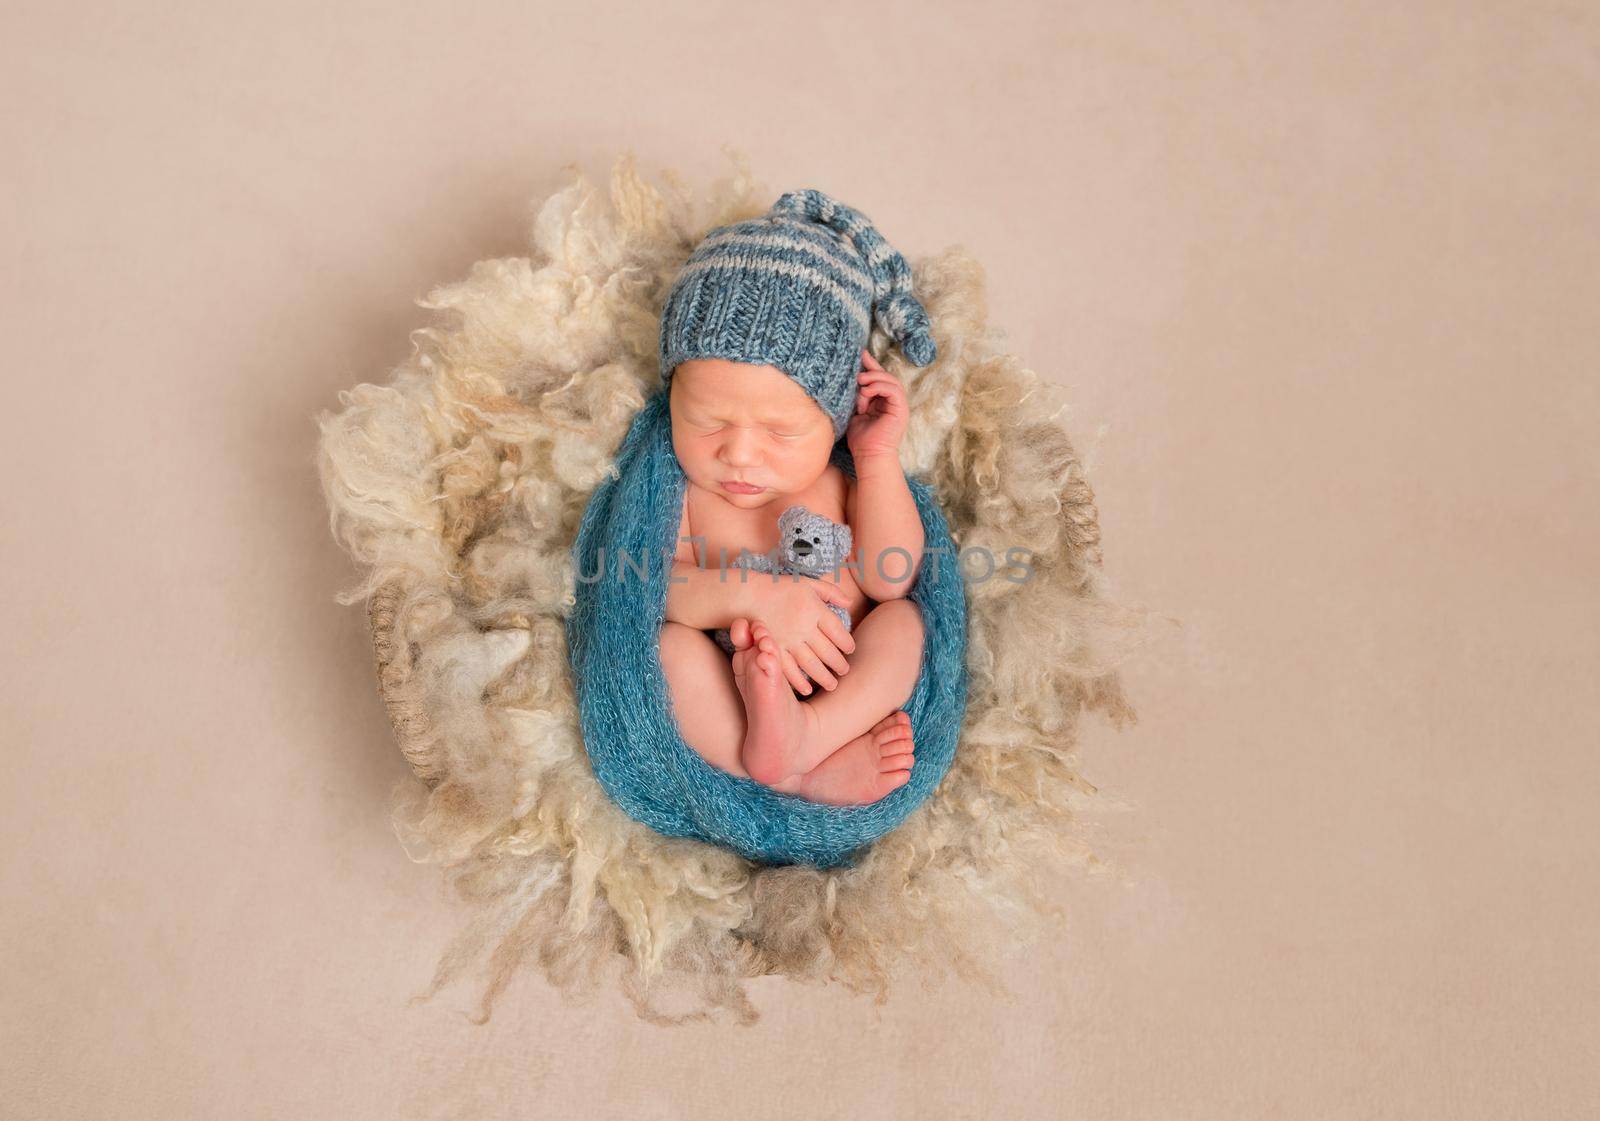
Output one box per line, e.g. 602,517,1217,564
658,188,937,441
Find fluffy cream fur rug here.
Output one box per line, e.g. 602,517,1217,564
317,151,1159,1024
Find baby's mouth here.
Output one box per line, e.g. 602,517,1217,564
720,479,764,494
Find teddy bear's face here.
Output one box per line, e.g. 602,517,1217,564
777,505,853,576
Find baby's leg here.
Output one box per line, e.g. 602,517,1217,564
658,622,747,776
798,597,924,770
664,620,916,805
743,598,925,782
792,710,916,806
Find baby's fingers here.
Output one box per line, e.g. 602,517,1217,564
819,611,856,655
810,578,851,609
856,374,901,399
778,649,814,696
809,635,850,678
856,379,904,412
794,645,839,692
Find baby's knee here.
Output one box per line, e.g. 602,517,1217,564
874,597,924,643
658,621,703,667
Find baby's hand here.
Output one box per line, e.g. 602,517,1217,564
845,349,909,461
746,575,857,695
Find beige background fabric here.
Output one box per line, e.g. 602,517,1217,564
4,2,1596,1118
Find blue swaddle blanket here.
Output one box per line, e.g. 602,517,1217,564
564,391,969,868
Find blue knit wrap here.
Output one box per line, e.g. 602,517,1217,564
564,391,970,868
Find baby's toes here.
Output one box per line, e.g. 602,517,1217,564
875,719,914,752
878,715,914,771
870,710,909,735
879,748,914,772
729,618,753,650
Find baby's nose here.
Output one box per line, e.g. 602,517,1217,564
720,429,761,465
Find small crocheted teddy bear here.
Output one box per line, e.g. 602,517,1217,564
711,504,854,655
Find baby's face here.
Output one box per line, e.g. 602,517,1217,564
668,358,836,508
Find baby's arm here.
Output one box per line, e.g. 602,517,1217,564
665,560,757,630
663,517,763,628
844,350,925,601
845,456,924,601
665,536,855,692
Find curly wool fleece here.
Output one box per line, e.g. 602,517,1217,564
316,153,1160,1024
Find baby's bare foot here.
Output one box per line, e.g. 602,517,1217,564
795,711,915,806
733,620,807,785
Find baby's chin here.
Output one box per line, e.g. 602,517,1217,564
693,478,782,507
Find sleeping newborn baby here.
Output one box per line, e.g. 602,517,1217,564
659,349,927,806
653,188,942,807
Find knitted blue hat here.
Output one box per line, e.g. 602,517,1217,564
659,188,938,440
